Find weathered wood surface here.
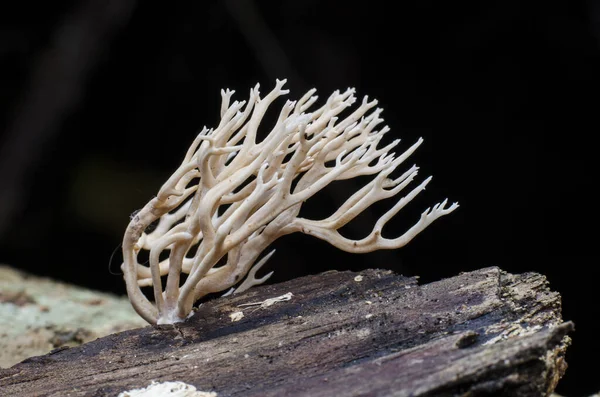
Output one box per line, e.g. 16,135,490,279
0,267,572,396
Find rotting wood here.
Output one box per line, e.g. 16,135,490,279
0,267,572,396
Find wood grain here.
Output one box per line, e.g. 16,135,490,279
0,267,572,396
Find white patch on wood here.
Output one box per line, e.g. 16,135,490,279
118,381,217,397
229,311,244,322
356,328,371,339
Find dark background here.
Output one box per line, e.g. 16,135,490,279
1,1,598,395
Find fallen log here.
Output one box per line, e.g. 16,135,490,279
0,267,572,396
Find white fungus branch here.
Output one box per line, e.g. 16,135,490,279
121,80,459,325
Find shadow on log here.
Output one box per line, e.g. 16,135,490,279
0,267,572,396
